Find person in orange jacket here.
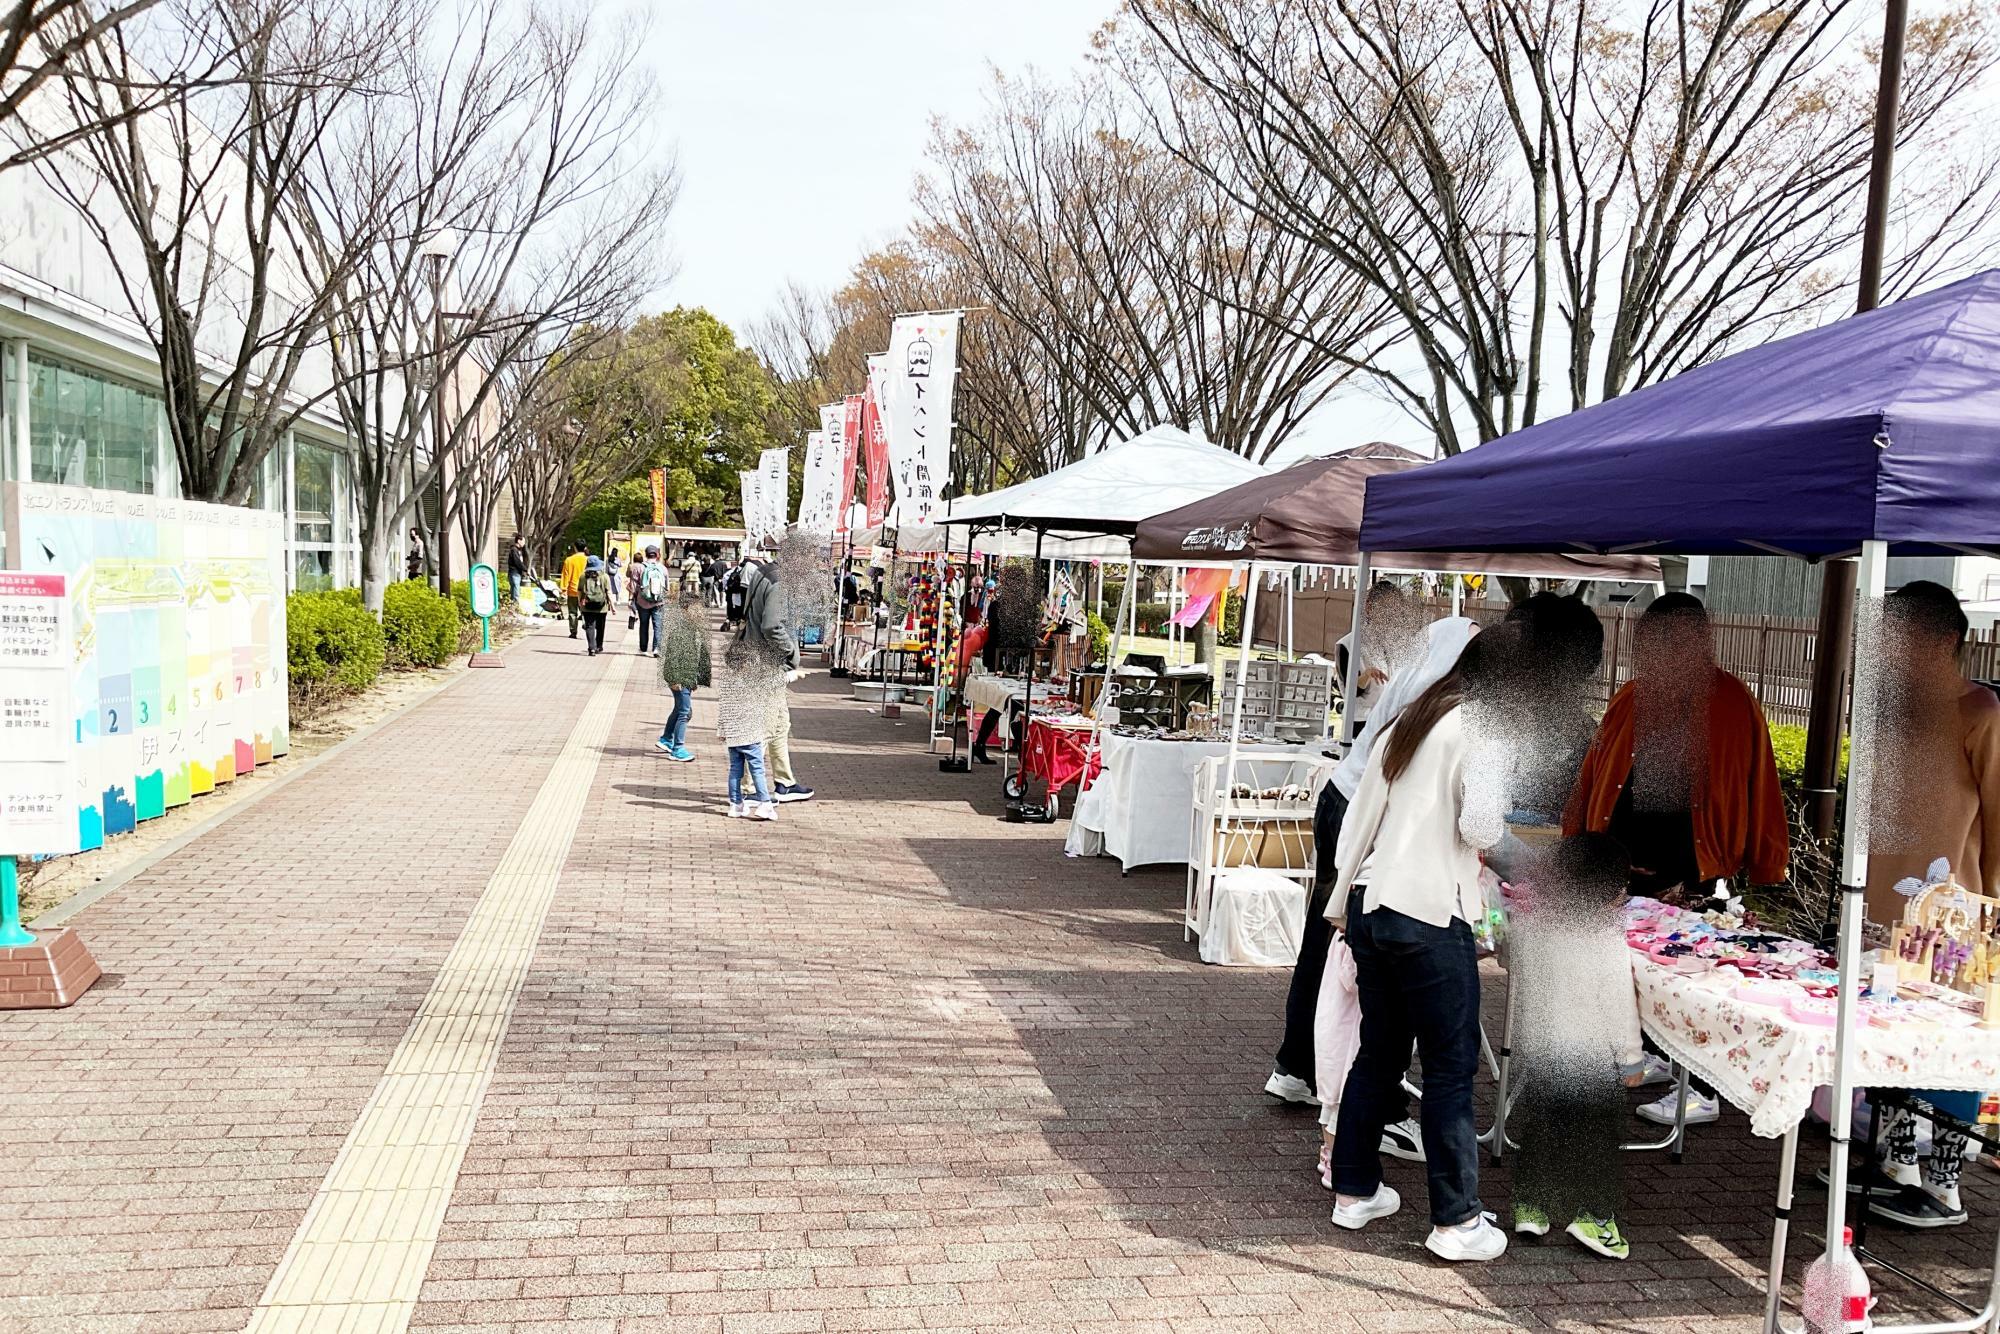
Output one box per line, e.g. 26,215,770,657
558,540,590,640
1565,592,1790,894
1565,592,1788,1129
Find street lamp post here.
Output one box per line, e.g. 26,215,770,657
420,232,457,600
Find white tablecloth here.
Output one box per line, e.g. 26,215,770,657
1064,733,1327,871
1635,959,2000,1139
963,674,1069,741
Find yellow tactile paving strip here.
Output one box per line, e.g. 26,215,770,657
244,649,636,1334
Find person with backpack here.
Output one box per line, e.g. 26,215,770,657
559,540,590,639
633,545,669,656
723,557,749,627
578,556,612,655
702,554,723,609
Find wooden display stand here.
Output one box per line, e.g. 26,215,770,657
1890,874,2000,1027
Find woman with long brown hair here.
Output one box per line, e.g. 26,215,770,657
1328,627,1512,1263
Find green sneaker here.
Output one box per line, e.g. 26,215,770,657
1513,1204,1550,1237
1567,1213,1630,1260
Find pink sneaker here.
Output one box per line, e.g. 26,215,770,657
1318,1141,1333,1191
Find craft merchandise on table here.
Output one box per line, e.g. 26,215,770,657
1064,729,1329,871
1620,896,2000,1139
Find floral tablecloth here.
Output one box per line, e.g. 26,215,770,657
1634,959,2000,1139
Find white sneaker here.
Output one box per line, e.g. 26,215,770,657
1380,1117,1426,1162
1331,1184,1400,1231
1634,1054,1676,1088
1426,1213,1508,1262
1636,1089,1719,1127
1264,1069,1320,1106
727,801,745,818
750,801,778,821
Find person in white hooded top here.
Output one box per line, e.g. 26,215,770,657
1329,623,1515,1264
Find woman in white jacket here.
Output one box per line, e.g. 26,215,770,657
1329,626,1511,1263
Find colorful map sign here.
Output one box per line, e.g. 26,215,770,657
2,482,288,853
0,572,78,855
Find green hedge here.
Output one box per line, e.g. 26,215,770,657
1769,723,1850,798
382,578,462,668
287,589,385,699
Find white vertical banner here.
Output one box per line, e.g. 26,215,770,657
757,447,788,545
819,402,845,463
739,469,760,543
884,313,960,527
797,431,839,536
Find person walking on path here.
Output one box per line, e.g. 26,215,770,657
633,545,669,656
739,555,812,802
578,556,611,655
716,637,779,819
655,589,711,761
605,549,625,615
406,528,428,581
506,535,530,607
1329,627,1510,1265
559,540,590,640
625,554,642,629
702,554,723,609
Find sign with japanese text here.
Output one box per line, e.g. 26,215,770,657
757,447,789,546
884,313,960,526
797,431,839,537
649,468,667,527
739,470,761,542
2,481,287,854
0,573,79,855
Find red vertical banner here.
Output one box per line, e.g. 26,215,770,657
857,392,888,528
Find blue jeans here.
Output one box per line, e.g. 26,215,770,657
728,743,769,805
1334,889,1484,1228
508,572,523,604
636,603,663,653
660,688,693,749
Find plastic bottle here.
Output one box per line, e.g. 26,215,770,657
1802,1228,1873,1333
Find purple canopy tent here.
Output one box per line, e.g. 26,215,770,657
1358,267,2000,1334
1361,269,2000,559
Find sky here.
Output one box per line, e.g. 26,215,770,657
642,1,1116,343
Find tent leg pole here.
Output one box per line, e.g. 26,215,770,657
1823,538,1886,1281
1340,555,1373,748
1452,575,1464,618
1224,563,1260,803
1762,1125,1801,1334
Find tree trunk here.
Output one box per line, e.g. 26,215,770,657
359,513,394,613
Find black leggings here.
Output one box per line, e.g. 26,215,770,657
1274,786,1348,1080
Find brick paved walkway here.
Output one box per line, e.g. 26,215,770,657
7,620,1999,1333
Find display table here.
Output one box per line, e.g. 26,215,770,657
1064,733,1327,871
962,674,1070,741
1635,957,2000,1140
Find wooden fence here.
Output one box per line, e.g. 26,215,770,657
1253,576,2000,729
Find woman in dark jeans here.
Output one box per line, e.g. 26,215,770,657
1328,628,1513,1263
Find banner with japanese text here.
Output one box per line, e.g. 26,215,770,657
884,313,960,526
797,431,839,537
648,468,666,527
757,447,789,546
739,470,760,542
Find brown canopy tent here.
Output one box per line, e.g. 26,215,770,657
1131,442,1659,581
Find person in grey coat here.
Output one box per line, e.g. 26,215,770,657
738,557,811,802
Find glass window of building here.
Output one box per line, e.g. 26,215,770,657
291,436,353,591
27,355,160,494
